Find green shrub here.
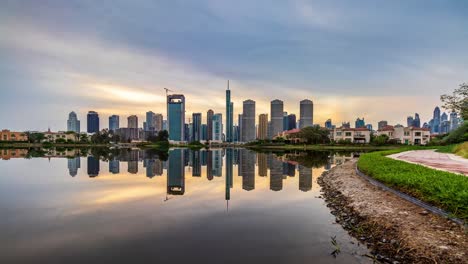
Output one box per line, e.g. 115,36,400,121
442,122,468,144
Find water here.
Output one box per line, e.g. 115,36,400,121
0,148,368,264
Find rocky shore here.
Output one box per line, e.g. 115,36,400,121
318,159,467,263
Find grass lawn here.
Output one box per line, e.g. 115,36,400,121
357,148,468,221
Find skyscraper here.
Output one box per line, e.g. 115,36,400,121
154,113,163,132
450,111,459,131
258,114,268,140
299,99,313,128
287,114,297,130
283,112,288,131
145,111,155,131
226,81,234,142
325,119,332,129
67,111,80,133
67,156,80,177
109,115,120,132
378,120,388,130
212,113,223,142
87,111,99,133
167,149,185,195
192,113,202,142
413,113,421,128
127,115,138,128
87,156,100,177
207,109,214,141
242,100,256,142
432,106,441,133
355,118,365,128
270,99,284,138
167,94,185,141
407,116,414,127
238,114,243,141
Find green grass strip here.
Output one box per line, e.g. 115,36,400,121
357,148,468,220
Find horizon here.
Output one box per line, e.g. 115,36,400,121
1,1,467,131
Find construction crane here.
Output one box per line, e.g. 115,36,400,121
164,88,173,96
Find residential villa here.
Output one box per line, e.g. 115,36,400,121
377,126,430,145
275,128,305,143
332,127,371,143
43,131,79,143
0,130,28,142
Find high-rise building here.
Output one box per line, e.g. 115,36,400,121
450,111,459,131
270,99,284,138
441,112,448,122
413,113,421,128
241,100,256,142
407,116,414,127
238,114,243,141
258,114,268,140
366,124,373,131
207,109,214,141
167,94,185,141
167,149,185,195
432,106,441,133
212,113,223,142
127,115,138,128
153,113,163,132
283,112,288,131
109,115,120,132
67,111,80,133
299,99,313,128
201,124,207,141
87,111,99,133
226,81,234,142
324,119,332,129
145,111,155,131
192,113,202,142
287,114,296,130
355,118,365,128
378,120,388,130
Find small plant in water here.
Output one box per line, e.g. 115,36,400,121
330,236,341,257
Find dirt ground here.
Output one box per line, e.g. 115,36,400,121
319,159,467,263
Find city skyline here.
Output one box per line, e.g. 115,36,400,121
1,1,468,131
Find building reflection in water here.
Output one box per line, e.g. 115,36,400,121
206,150,213,181
299,165,312,192
212,149,222,177
269,156,283,191
68,157,81,177
240,149,255,191
257,153,267,177
109,159,120,174
127,150,139,174
167,149,185,195
87,156,100,177
192,150,201,177
225,148,234,211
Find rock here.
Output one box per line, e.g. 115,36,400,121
419,210,429,215
438,245,449,250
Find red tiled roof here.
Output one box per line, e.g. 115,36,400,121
378,125,394,131
337,127,369,131
284,128,301,135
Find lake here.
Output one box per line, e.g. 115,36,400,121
0,148,369,264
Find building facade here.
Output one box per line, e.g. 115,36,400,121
270,99,284,138
207,109,214,141
109,115,120,132
299,99,313,128
226,81,234,142
377,120,388,130
192,113,202,142
333,127,371,143
212,113,223,142
87,111,99,133
0,130,28,142
67,111,80,133
127,115,138,128
257,114,268,140
167,94,185,142
377,126,430,145
241,100,256,142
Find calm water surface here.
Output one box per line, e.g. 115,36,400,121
0,148,369,264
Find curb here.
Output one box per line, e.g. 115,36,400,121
355,165,465,226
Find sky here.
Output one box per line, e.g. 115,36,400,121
1,0,467,131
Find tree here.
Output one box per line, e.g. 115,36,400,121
156,130,169,142
371,134,389,146
295,126,330,144
441,83,468,120
26,132,45,143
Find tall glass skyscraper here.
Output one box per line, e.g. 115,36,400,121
145,111,155,131
87,111,99,133
109,115,120,132
270,99,284,138
241,100,256,142
226,80,233,142
299,99,313,128
167,94,185,141
67,111,80,133
433,106,441,133
212,113,223,142
192,113,202,142
207,109,214,141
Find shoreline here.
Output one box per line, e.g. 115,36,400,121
318,160,467,263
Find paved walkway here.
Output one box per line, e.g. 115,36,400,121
388,150,468,176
